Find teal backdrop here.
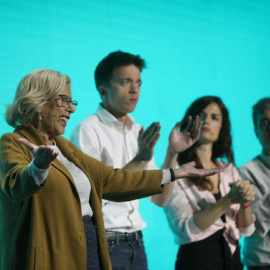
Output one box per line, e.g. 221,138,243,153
1,0,270,269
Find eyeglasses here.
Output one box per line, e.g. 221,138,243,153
55,95,78,107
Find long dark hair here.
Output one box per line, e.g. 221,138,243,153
177,96,234,190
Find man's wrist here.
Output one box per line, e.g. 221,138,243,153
132,156,148,166
123,156,148,171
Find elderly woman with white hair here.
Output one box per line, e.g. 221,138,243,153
0,69,223,270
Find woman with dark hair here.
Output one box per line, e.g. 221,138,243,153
164,96,255,270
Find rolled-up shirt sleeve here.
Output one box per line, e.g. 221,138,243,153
239,222,256,236
164,181,207,244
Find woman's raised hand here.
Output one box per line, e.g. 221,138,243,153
168,116,202,155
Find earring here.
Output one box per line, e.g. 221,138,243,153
38,114,42,121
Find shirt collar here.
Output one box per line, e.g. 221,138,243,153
96,104,135,129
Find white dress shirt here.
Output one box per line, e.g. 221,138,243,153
70,105,160,232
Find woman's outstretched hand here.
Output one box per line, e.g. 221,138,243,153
18,138,59,170
174,161,224,179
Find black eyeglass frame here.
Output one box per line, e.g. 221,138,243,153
55,94,78,107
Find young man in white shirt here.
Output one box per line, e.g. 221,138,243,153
70,51,201,270
240,98,270,270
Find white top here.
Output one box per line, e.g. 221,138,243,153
70,105,159,232
240,154,270,267
164,162,255,255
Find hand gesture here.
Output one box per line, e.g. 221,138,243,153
18,138,59,170
174,161,224,179
168,116,202,155
228,180,255,205
136,122,161,161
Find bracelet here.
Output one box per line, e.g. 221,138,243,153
169,168,175,182
240,204,250,209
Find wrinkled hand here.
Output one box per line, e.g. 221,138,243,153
136,122,161,161
228,180,255,205
18,138,59,170
169,116,202,155
174,161,224,179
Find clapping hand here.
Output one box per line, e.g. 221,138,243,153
136,122,161,161
18,138,59,170
169,116,202,155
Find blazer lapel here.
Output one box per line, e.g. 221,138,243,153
55,136,91,181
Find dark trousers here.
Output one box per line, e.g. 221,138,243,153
107,237,148,270
175,229,243,270
83,215,100,270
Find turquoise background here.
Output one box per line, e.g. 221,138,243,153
1,0,270,269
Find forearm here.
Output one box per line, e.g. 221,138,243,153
102,169,164,201
151,148,178,207
151,182,174,207
123,148,175,205
122,156,148,171
162,147,178,169
237,206,254,229
193,196,232,231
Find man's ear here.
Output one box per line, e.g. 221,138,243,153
98,85,107,96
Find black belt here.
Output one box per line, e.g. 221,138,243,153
106,231,143,242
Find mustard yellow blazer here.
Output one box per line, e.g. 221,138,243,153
0,125,163,270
